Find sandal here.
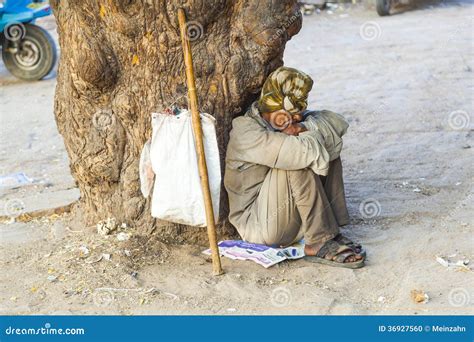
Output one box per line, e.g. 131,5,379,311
334,233,366,257
304,239,365,269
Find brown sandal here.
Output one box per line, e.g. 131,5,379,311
304,239,365,269
334,233,366,257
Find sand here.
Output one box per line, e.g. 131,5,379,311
0,0,472,315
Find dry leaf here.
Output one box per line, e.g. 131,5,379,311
99,5,106,19
132,55,140,66
411,289,429,304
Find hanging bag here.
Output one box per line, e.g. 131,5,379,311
147,110,221,227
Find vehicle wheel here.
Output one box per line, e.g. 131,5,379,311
2,23,57,81
376,0,391,16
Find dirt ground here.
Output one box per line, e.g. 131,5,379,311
0,1,472,315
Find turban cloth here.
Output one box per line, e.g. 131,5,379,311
258,66,314,115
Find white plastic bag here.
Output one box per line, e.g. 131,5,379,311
139,140,154,198
149,110,221,227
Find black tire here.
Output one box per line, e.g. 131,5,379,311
376,0,391,16
2,23,57,81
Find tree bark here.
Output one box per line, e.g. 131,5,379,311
50,0,302,243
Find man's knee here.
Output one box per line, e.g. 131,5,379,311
286,168,321,196
260,221,301,247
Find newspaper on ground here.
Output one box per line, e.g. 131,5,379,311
203,240,305,268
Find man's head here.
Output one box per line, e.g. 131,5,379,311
258,66,313,134
258,66,313,116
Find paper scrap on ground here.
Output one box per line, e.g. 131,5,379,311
0,172,33,188
435,255,470,271
203,240,304,268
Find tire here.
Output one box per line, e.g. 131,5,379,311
2,23,57,81
376,0,391,16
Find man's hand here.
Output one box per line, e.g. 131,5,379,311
281,122,307,136
263,109,307,135
292,113,303,123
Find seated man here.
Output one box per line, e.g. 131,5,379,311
224,66,365,268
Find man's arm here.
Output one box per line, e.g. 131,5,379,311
228,116,331,175
300,110,349,162
273,128,331,174
280,122,307,136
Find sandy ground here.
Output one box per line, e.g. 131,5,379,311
0,1,472,315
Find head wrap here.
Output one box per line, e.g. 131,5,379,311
258,66,313,115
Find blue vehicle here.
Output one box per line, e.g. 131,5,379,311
0,0,56,80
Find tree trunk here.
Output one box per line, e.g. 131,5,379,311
50,0,302,243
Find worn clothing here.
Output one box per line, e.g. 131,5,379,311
303,109,349,161
224,102,350,246
240,159,349,246
258,66,314,115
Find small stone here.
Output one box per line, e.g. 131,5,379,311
97,217,117,236
78,246,89,257
47,275,58,282
117,232,130,241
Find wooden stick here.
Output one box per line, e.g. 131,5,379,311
178,8,224,276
